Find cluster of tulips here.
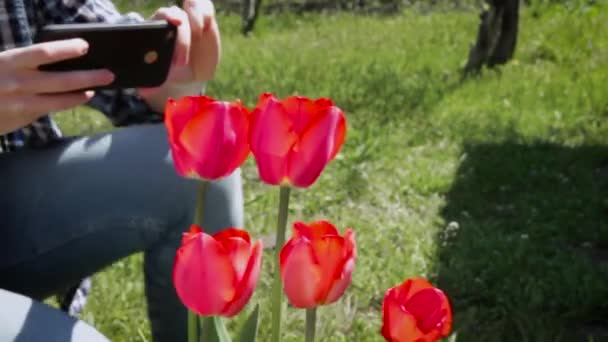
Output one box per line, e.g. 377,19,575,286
164,93,453,342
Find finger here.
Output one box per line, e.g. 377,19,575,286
36,91,96,113
152,6,191,66
200,0,217,31
166,65,193,84
10,91,95,122
184,0,217,36
183,0,204,34
189,15,221,81
2,69,114,95
203,10,218,33
0,39,89,70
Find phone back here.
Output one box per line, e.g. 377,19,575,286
36,21,177,90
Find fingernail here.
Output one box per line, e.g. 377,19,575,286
192,2,205,28
76,39,89,55
168,17,182,26
101,71,115,84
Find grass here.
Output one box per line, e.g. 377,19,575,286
53,2,608,341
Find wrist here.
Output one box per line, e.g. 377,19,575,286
140,81,208,113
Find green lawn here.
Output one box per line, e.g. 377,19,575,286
54,3,608,341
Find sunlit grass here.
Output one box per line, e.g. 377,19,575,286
54,3,608,341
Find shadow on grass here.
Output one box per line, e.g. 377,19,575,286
437,142,608,341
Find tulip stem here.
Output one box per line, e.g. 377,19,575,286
305,307,317,342
270,186,291,342
188,181,207,342
194,181,208,227
188,311,198,342
200,316,231,342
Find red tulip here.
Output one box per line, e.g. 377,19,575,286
172,225,263,317
249,93,346,187
279,220,356,308
165,96,250,180
381,278,452,342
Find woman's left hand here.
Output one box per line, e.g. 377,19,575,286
139,0,221,111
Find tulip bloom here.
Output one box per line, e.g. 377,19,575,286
165,96,250,180
381,278,452,342
172,225,263,317
249,93,346,188
279,220,356,308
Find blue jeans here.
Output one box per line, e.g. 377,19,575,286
0,124,244,341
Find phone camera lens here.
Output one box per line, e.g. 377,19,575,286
144,50,159,64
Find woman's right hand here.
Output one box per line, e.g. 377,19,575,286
0,38,114,135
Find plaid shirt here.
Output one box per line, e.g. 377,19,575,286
0,0,165,317
0,0,162,153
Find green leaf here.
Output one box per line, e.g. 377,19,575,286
200,316,231,342
238,305,260,342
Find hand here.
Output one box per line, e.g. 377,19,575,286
0,39,114,135
179,0,221,82
138,0,221,111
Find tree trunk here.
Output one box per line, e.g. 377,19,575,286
464,0,520,75
241,0,263,35
488,0,519,66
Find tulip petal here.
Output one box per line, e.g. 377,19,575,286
439,296,453,337
281,96,320,134
249,94,297,185
344,228,357,259
219,237,251,281
173,232,236,316
389,278,453,340
287,107,346,187
279,233,296,265
165,96,218,143
416,288,452,338
395,277,435,304
280,239,321,308
231,102,253,169
381,290,424,342
325,106,347,160
165,97,198,177
169,145,194,177
223,240,263,317
324,257,355,304
324,229,356,303
307,235,348,304
179,101,250,179
255,92,275,108
314,98,334,108
405,288,444,334
213,228,251,245
293,220,339,240
165,97,195,142
181,225,203,245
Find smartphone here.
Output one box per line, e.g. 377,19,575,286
35,20,177,90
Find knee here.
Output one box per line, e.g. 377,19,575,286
135,124,244,235
201,169,244,234
164,167,244,237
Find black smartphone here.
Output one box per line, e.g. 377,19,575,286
35,20,177,90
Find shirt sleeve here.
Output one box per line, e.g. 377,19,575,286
34,0,162,127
